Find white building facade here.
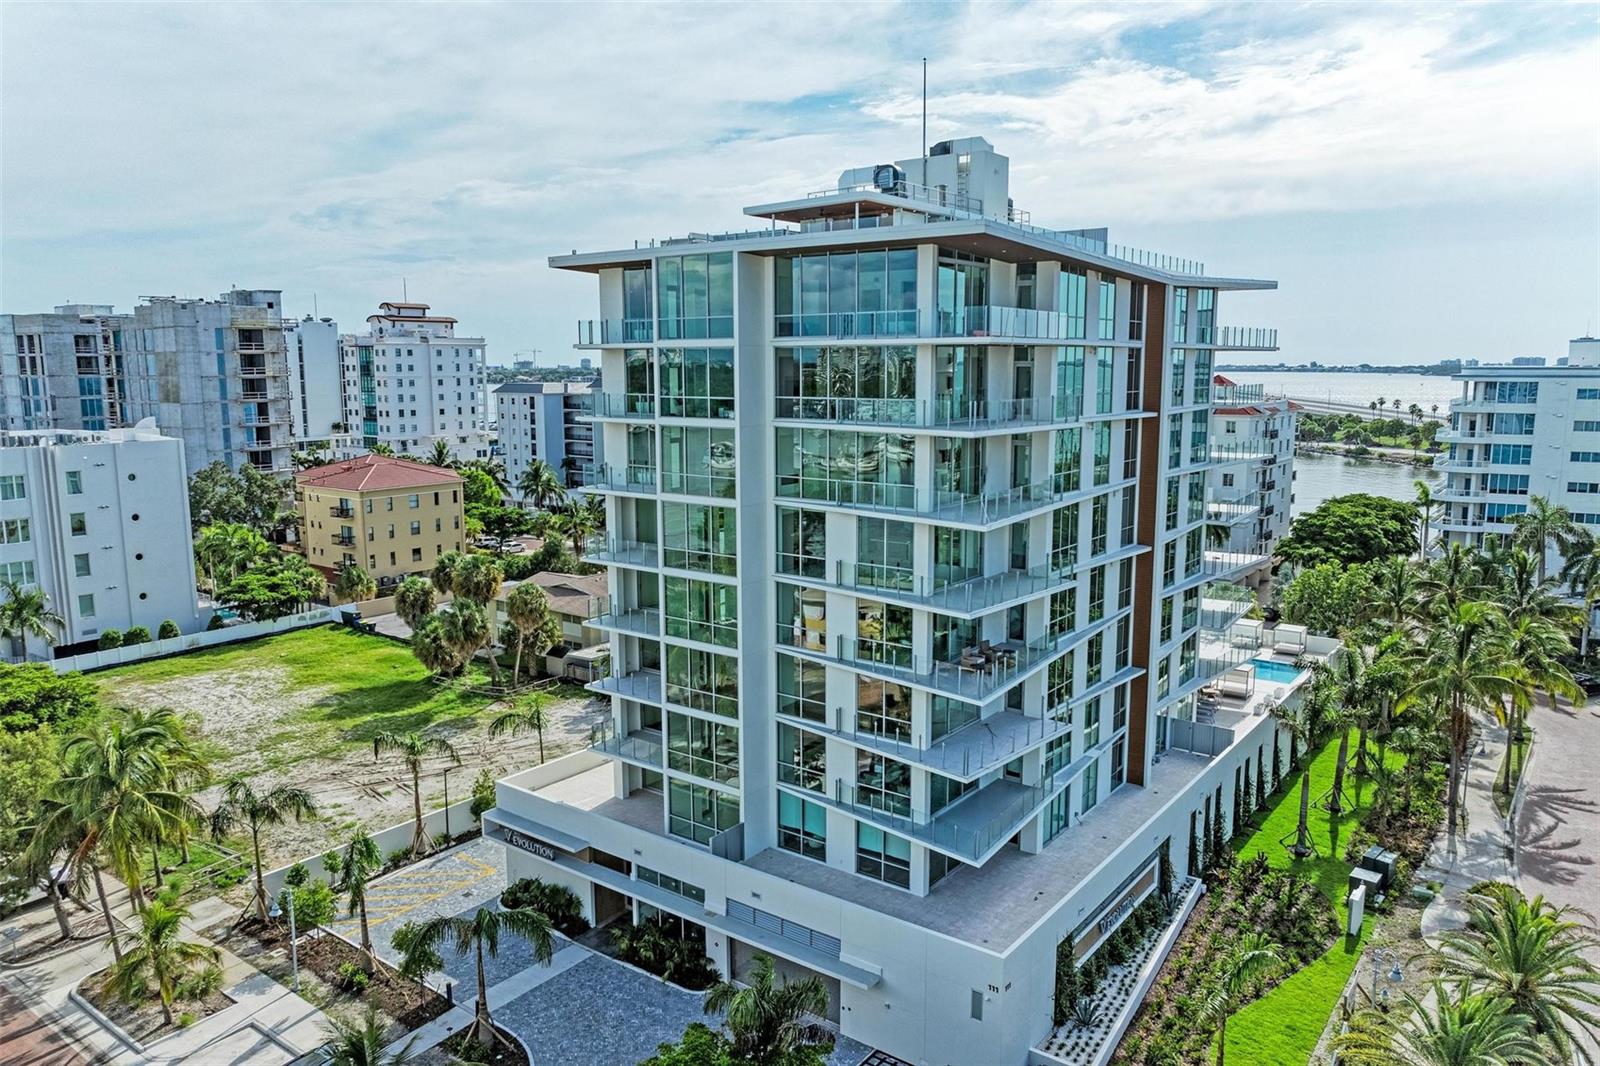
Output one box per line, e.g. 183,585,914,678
0,421,203,658
1208,376,1296,592
283,315,353,449
486,138,1313,1064
2,291,293,474
1439,336,1600,567
494,380,600,492
338,301,489,460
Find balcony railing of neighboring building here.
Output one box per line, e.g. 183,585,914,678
772,392,1084,431
1208,326,1279,351
586,393,656,420
1209,439,1279,464
329,504,355,518
576,318,655,345
773,310,922,341
1438,513,1518,531
1432,454,1502,471
1211,382,1266,406
333,532,357,546
582,535,660,568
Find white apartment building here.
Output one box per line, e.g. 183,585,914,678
2,290,293,474
485,138,1322,1064
338,301,490,460
0,421,203,658
1438,336,1600,567
494,380,600,493
283,315,353,449
1208,375,1296,593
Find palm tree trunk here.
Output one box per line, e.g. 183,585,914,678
1216,1012,1227,1066
94,867,123,963
149,843,164,889
1354,723,1368,776
49,881,71,940
1328,729,1351,815
512,633,524,684
1445,749,1461,838
359,899,374,968
537,726,545,765
250,826,268,920
473,939,493,1047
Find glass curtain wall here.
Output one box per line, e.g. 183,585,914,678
936,250,989,335
657,253,733,340
774,249,918,338
775,345,917,422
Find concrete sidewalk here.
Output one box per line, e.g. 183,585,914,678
1418,718,1513,947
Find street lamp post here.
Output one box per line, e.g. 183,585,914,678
1369,947,1403,1010
268,889,300,992
442,764,459,840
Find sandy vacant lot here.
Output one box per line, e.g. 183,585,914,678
93,626,608,877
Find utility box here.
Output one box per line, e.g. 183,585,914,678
1347,883,1367,935
1360,845,1399,889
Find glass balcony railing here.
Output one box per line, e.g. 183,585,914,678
775,627,1076,703
782,559,1077,616
776,471,1092,526
586,668,662,703
583,535,660,568
587,393,656,420
1211,326,1278,350
936,305,1088,341
579,463,657,494
773,310,920,340
590,723,663,768
773,394,1084,430
576,318,654,345
586,608,661,638
1212,383,1266,406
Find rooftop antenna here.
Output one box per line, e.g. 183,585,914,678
313,293,319,318
402,277,408,301
921,57,928,189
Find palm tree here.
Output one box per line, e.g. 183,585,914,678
332,561,377,605
503,583,559,683
1502,615,1581,777
210,778,317,920
460,457,508,494
1400,602,1517,837
452,553,504,607
704,953,832,1066
398,905,554,1050
372,730,459,857
430,550,466,595
0,579,65,660
335,828,383,967
442,600,500,684
1326,650,1374,815
322,1008,420,1066
193,522,271,589
424,439,455,469
125,708,210,889
1560,532,1600,658
516,459,566,511
1436,883,1600,1059
1365,556,1421,632
1413,481,1438,560
1418,542,1484,618
1200,932,1279,1066
99,897,222,1027
556,502,601,559
368,442,395,457
410,614,460,677
1333,982,1544,1066
491,692,552,764
1511,495,1578,585
393,575,436,630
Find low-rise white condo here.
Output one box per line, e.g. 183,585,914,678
0,421,203,658
338,301,490,460
1439,336,1600,568
1208,376,1297,593
485,137,1328,1064
283,315,352,449
494,380,601,492
2,291,293,474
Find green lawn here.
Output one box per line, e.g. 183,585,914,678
1222,729,1403,1064
92,625,495,774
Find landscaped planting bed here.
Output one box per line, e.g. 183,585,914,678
439,1026,531,1066
76,970,232,1043
298,931,451,1032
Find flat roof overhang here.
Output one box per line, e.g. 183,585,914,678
549,219,1275,291
742,190,982,225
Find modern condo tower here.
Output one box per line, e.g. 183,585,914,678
486,138,1327,1064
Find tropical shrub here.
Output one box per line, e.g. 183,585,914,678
97,628,123,650
502,877,589,937
157,620,181,639
123,626,151,645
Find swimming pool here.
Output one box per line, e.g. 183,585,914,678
1250,658,1304,684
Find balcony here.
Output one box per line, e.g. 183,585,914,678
576,319,654,346
582,536,660,569
1438,513,1517,532
936,305,1092,342
1205,500,1258,526
1208,326,1279,351
773,393,1083,432
773,310,921,341
585,393,656,421
779,558,1077,619
241,413,286,427
586,668,662,703
578,463,657,495
1432,453,1504,471
329,504,355,518
778,627,1079,703
589,723,663,770
1204,548,1271,580
1437,426,1494,443
790,702,1072,782
1212,383,1266,406
333,532,357,546
1435,482,1487,502
1210,439,1278,464
585,607,661,638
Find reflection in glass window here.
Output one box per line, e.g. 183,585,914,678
668,779,739,845
657,253,733,340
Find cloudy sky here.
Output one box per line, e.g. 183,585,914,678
3,1,1597,365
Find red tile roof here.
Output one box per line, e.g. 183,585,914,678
295,453,463,492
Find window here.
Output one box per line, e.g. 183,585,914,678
73,553,91,577
1489,444,1532,465
1093,423,1112,485
1081,757,1100,813
1493,381,1539,403
1488,412,1535,435
0,518,30,544
856,751,911,816
69,513,87,536
659,347,735,419
1569,482,1600,494
930,773,974,813
667,779,739,846
662,503,737,576
856,600,912,669
776,345,918,421
1059,268,1087,338
775,249,918,338
931,696,979,741
657,252,734,340
856,516,914,591
0,560,36,584
407,494,420,508
77,593,95,617
1053,427,1082,493
0,475,24,500
1575,452,1600,463
1487,474,1529,495
411,547,423,562
777,792,826,861
777,654,825,722
1048,588,1076,638
777,723,826,791
855,823,911,888
1043,789,1071,844
1579,388,1600,401
776,428,915,509
857,678,912,740
659,425,736,497
665,645,738,718
1051,503,1080,570
1097,278,1116,340
666,576,738,647
409,520,422,535
1575,421,1600,432
776,507,826,579
636,865,705,905
666,712,739,785
1047,655,1074,710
